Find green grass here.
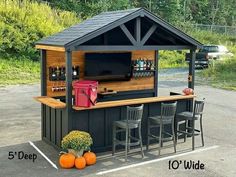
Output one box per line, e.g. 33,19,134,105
159,50,188,69
0,57,40,86
199,57,236,90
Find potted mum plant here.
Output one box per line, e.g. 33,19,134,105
61,130,93,157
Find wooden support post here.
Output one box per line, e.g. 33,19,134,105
40,49,46,139
188,49,196,112
40,50,47,96
65,50,72,135
154,50,158,96
188,49,196,89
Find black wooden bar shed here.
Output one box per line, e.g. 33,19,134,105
35,8,202,152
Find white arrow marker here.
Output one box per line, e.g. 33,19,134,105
29,141,58,170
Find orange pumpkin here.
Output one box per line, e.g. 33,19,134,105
83,152,96,165
75,157,86,170
59,153,75,169
183,88,194,95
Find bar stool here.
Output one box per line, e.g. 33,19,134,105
112,104,144,161
176,98,205,150
146,102,177,156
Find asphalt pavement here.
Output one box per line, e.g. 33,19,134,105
0,68,236,177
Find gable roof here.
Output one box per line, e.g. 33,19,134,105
36,8,202,49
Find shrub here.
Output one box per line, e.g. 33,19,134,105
0,0,79,60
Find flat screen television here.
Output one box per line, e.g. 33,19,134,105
84,52,132,81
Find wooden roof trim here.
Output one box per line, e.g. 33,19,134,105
35,45,65,52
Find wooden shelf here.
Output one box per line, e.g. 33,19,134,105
34,96,66,109
133,69,156,72
73,94,195,111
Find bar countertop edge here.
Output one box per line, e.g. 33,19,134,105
73,94,196,111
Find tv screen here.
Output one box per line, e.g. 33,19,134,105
84,52,132,81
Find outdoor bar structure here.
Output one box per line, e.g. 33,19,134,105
35,8,202,152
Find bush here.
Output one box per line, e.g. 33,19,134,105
0,0,79,60
200,57,236,90
159,50,187,68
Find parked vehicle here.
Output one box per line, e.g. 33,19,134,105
186,45,234,67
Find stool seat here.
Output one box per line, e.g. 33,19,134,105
114,120,140,129
149,116,172,124
177,111,199,120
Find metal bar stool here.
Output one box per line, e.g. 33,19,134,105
112,104,144,161
176,98,205,150
146,102,177,156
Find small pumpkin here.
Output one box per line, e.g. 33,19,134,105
183,88,194,95
59,153,75,169
75,157,86,170
83,151,96,165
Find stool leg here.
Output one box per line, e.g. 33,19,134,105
184,120,188,142
200,116,204,146
146,120,150,150
176,122,179,144
139,125,144,158
125,127,128,162
112,124,116,156
161,125,164,147
192,119,195,150
158,123,162,156
128,129,131,152
172,122,176,153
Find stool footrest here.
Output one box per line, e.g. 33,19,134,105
114,139,141,147
177,130,200,136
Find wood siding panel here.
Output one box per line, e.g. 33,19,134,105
89,109,105,148
50,108,56,144
56,109,62,147
46,50,155,97
45,106,51,141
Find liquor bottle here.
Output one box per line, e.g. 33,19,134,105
73,66,77,76
51,67,56,80
143,59,146,71
151,61,155,70
55,66,60,80
135,60,139,71
147,60,151,70
60,67,65,80
140,58,144,70
138,58,141,71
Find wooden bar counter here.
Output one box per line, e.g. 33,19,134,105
38,94,194,152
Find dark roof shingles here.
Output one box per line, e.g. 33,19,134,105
36,8,141,46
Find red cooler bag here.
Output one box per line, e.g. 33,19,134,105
73,80,98,107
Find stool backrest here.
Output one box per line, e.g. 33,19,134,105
127,104,144,123
161,102,177,121
193,99,205,116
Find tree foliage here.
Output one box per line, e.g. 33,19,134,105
46,0,236,26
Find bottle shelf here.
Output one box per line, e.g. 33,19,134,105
132,58,155,78
132,70,156,77
49,66,80,81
